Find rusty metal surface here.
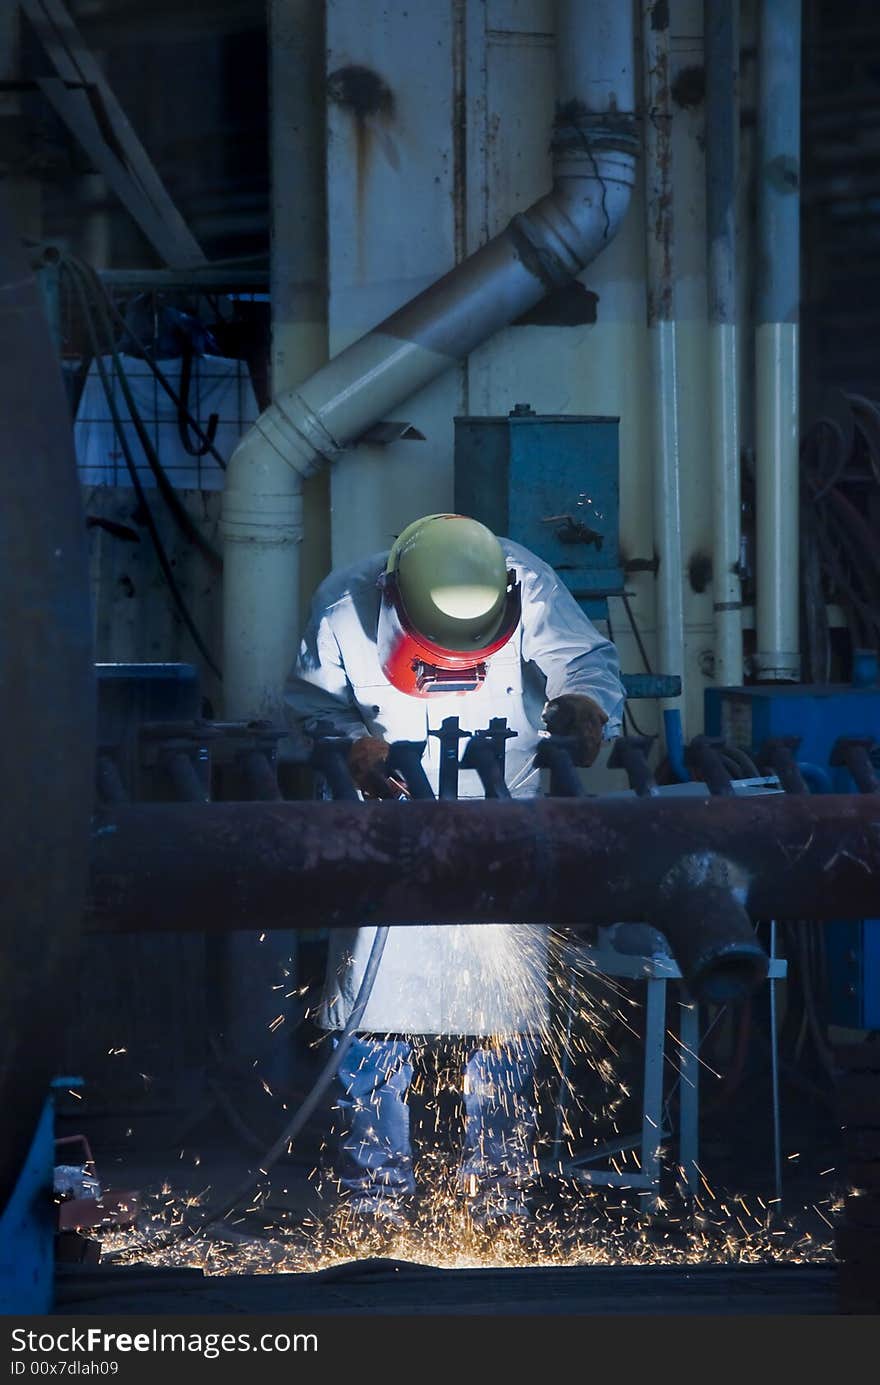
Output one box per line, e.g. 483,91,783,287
87,794,880,937
0,195,95,1212
642,0,674,326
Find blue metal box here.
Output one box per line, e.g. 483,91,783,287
454,405,622,620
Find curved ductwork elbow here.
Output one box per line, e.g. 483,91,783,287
222,0,638,720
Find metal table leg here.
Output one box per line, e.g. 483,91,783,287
678,998,700,1194
551,971,577,1163
641,976,667,1193
770,920,783,1202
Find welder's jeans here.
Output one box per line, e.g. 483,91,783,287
334,1035,537,1202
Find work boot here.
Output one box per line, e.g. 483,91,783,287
344,1192,412,1237
464,1186,532,1233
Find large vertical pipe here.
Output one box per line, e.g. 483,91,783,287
557,0,635,111
220,0,330,1082
269,0,330,634
221,0,328,722
755,0,801,682
641,2,685,717
705,0,743,686
0,194,95,1212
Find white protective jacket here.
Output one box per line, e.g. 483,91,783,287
285,539,625,1036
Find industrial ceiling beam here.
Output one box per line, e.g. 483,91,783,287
21,0,206,268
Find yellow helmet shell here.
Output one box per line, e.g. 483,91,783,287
387,514,509,651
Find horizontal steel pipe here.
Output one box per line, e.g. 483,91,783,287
87,794,880,934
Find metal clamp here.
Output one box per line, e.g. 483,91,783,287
759,736,808,795
428,717,471,801
830,737,880,794
608,734,658,797
534,736,586,798
685,735,734,797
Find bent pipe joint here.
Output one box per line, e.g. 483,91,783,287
510,150,638,290
550,109,641,156
655,851,769,1003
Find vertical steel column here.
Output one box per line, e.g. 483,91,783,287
705,0,743,685
220,0,331,1075
269,0,330,636
769,919,783,1202
755,0,802,681
678,1000,700,1194
0,194,95,1213
641,975,667,1192
642,1,686,725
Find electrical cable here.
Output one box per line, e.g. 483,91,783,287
64,255,223,570
795,923,837,1080
78,253,230,470
64,262,222,679
605,600,649,737
801,395,880,668
176,338,219,457
622,591,654,675
804,417,848,503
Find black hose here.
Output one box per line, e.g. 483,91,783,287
65,263,222,678
64,256,223,570
605,601,649,738
622,591,654,676
720,744,762,780
176,339,219,458
80,255,229,470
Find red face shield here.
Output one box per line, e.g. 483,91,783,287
376,570,522,697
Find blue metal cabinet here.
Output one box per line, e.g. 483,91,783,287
454,405,622,620
704,683,880,1028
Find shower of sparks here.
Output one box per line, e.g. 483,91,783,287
99,928,840,1276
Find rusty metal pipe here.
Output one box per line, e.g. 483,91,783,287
86,795,880,1001
165,750,210,803
654,855,767,1001
760,737,808,795
642,0,685,724
238,748,283,801
705,0,744,684
831,739,880,795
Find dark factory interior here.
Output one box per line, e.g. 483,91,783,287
3,0,880,1327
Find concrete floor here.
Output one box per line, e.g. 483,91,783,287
50,1113,846,1315
50,1006,850,1316
55,1260,840,1315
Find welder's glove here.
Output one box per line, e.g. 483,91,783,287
542,693,609,768
348,735,396,797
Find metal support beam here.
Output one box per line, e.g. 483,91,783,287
21,0,206,267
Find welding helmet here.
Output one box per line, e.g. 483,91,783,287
376,514,521,697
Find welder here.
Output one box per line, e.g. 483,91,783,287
285,513,625,1228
